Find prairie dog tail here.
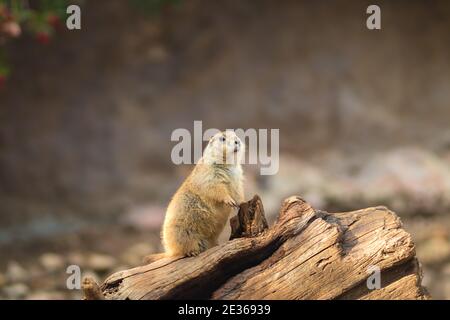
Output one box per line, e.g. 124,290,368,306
142,253,167,264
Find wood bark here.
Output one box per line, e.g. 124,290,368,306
83,195,429,300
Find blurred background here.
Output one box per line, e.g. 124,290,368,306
0,0,449,299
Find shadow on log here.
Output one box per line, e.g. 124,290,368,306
83,195,429,300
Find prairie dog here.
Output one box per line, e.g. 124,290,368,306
143,131,245,263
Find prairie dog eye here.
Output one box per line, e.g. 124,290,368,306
219,136,226,142
234,140,239,145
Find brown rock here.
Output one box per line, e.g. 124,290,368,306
86,254,117,272
5,261,27,282
3,283,29,299
39,253,65,272
26,290,66,300
120,242,155,266
67,252,86,267
417,237,450,265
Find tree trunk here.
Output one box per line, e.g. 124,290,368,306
82,195,429,300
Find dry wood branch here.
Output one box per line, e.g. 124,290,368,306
230,194,268,240
82,277,104,300
83,195,429,300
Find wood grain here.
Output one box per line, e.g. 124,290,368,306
83,196,429,300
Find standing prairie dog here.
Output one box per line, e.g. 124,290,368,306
143,130,245,264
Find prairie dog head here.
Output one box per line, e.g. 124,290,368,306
202,131,245,165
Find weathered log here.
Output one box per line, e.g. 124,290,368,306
83,195,429,300
81,277,104,300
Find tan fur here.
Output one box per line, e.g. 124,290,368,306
143,131,244,264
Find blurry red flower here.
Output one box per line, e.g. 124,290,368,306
36,32,51,44
47,14,62,29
